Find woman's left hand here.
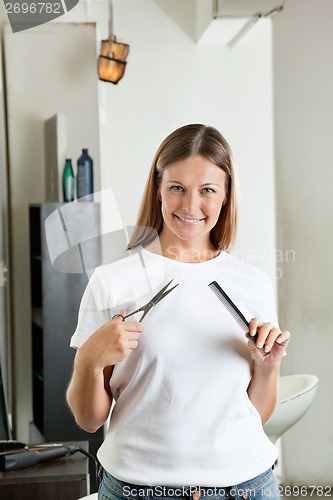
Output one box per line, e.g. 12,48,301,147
247,318,291,366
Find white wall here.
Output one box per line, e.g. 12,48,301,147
273,0,333,485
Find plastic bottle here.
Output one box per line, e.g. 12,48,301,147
77,148,94,201
62,159,74,202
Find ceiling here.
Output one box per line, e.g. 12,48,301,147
196,0,287,47
216,0,285,18
152,0,287,48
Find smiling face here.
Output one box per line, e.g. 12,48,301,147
158,155,227,253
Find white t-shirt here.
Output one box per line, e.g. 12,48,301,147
70,246,278,487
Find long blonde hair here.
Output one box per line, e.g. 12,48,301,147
128,124,238,251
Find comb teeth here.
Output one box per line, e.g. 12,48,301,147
209,287,248,332
208,280,268,357
208,281,249,332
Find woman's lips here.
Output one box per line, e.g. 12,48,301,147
174,214,205,225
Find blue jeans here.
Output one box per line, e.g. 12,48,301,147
98,467,279,500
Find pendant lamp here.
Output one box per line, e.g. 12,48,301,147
98,0,129,84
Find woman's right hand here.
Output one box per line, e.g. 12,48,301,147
75,310,144,372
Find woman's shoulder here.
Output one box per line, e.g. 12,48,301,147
91,246,163,298
89,246,166,307
93,247,145,279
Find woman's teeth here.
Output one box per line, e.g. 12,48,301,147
177,216,202,224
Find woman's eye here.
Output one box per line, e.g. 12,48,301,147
170,185,184,192
202,187,215,194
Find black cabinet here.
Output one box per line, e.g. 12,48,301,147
29,203,103,492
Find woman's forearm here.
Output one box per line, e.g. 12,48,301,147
246,319,290,424
247,363,280,424
66,313,142,433
66,358,113,433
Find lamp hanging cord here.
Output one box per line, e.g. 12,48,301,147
109,0,114,42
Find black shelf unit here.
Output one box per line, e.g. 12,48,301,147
29,203,103,491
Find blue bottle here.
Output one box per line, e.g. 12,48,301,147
77,148,94,201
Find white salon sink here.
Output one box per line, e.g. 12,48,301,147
264,374,319,443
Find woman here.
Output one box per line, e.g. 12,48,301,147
67,124,290,500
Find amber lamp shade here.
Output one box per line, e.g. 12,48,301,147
100,37,129,61
98,56,127,84
98,36,129,84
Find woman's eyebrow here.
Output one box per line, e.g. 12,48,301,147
166,180,221,187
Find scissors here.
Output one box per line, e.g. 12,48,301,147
112,279,179,322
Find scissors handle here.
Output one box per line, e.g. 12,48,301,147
112,313,126,321
112,309,144,321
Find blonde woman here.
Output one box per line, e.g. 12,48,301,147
67,124,290,500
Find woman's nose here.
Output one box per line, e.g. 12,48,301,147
183,192,200,215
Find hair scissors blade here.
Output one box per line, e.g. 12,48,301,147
139,279,179,321
113,279,179,322
150,279,179,305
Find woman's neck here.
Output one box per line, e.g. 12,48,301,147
146,234,220,263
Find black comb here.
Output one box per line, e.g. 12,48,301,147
208,280,269,357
